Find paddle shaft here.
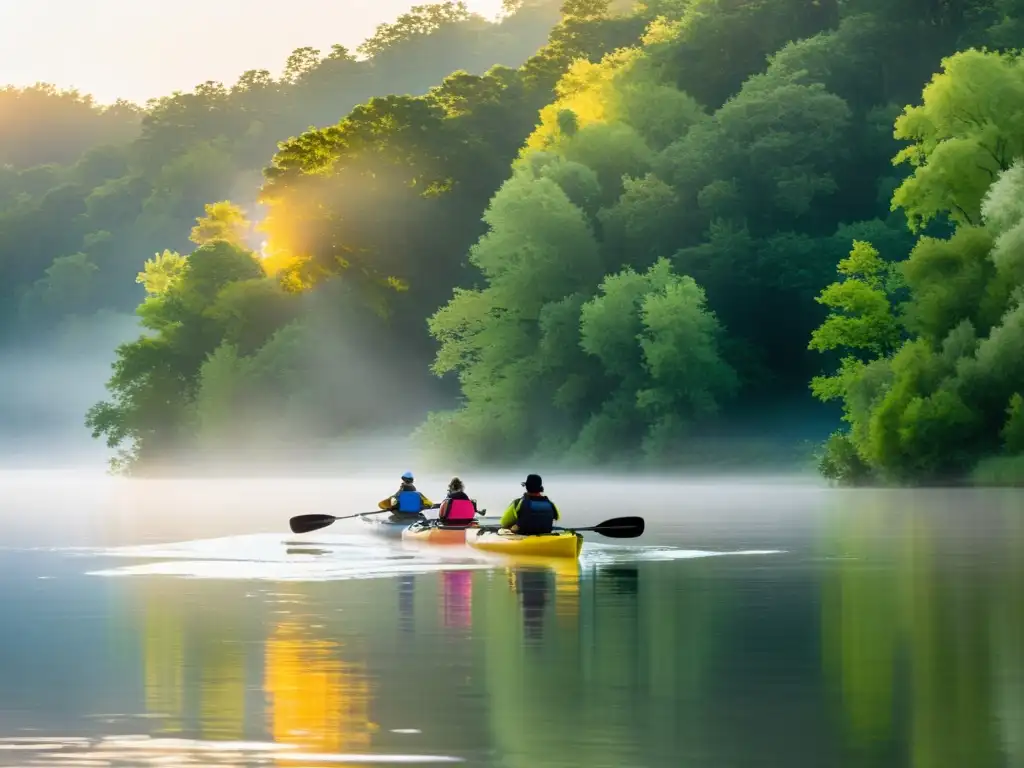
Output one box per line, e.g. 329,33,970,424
473,516,644,539
290,502,470,534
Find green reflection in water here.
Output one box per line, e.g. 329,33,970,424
822,491,1024,768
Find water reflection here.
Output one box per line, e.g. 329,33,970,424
508,568,547,640
140,582,253,741
503,559,582,642
9,480,1024,767
264,619,374,762
821,490,1024,768
440,571,473,629
398,575,416,635
142,588,184,735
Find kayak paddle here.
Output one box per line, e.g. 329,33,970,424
289,503,450,534
474,516,645,539
289,510,388,534
557,516,645,538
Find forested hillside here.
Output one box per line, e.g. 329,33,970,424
0,0,561,338
5,0,1024,483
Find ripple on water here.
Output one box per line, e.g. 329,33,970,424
0,736,464,765
84,533,492,582
580,542,786,565
78,531,786,582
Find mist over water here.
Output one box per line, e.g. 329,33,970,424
0,312,139,467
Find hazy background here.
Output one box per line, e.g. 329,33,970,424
0,0,542,470
0,0,506,104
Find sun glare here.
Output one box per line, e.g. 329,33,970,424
467,0,507,19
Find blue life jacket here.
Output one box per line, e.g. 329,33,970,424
516,495,555,535
396,489,424,514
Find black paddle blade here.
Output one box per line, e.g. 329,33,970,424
289,513,339,534
588,516,645,538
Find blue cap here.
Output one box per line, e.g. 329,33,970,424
401,471,414,481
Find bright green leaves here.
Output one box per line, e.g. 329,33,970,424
136,250,187,297
189,201,252,249
809,241,902,358
812,154,1024,483
892,49,1024,230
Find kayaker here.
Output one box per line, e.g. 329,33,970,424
499,473,559,535
437,477,478,527
379,471,434,522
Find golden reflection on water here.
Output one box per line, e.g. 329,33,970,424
553,560,581,626
137,581,379,765
264,619,374,765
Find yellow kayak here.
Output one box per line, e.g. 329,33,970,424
402,521,476,546
467,529,583,559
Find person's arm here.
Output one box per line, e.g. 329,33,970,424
551,501,560,521
499,499,520,528
420,493,435,508
438,499,449,519
378,495,395,510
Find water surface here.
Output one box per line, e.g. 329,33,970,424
1,472,1021,767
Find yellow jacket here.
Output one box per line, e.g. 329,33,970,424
500,494,560,529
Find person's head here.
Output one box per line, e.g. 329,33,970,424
522,473,543,494
448,476,464,494
401,471,414,486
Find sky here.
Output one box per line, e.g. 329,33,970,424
0,0,505,105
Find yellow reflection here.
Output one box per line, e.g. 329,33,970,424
264,620,373,763
552,559,581,626
143,596,184,734
500,557,581,621
140,582,248,739
199,629,246,740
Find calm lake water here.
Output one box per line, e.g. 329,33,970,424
1,470,1022,767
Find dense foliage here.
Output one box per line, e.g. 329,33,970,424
0,1,561,339
811,50,1024,485
5,0,1024,481
418,0,1024,476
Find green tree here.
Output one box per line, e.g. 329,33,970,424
189,201,252,248
892,49,1024,230
85,241,265,471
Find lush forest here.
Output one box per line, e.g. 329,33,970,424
4,0,1024,484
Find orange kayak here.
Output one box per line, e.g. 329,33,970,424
402,520,477,546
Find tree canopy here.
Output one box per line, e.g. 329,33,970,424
5,0,1024,481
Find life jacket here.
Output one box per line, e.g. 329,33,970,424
395,489,424,514
444,498,476,525
515,494,555,535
